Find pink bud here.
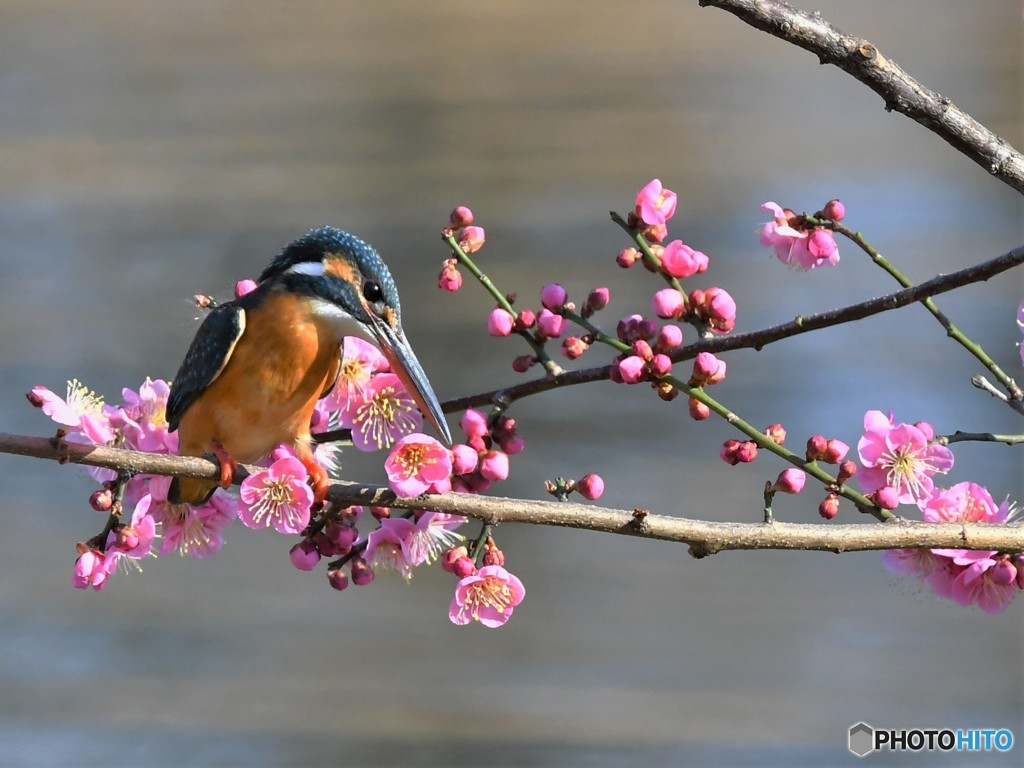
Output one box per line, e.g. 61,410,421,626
649,354,672,377
448,205,474,229
582,287,610,316
498,432,525,455
819,494,840,520
234,279,258,298
735,441,758,463
990,558,1017,586
111,525,140,552
453,557,477,579
914,421,935,442
775,468,806,494
617,355,647,384
656,381,679,402
872,486,901,510
457,226,486,253
440,546,469,573
644,223,668,243
459,409,488,439
289,540,321,571
720,439,742,466
487,308,515,337
480,450,510,482
703,287,737,333
577,473,604,500
540,283,568,312
654,324,683,352
764,424,786,445
451,444,479,475
631,340,653,361
350,556,375,586
515,309,536,329
688,397,710,420
370,506,391,520
325,521,356,552
482,546,505,567
512,355,536,373
537,308,566,338
438,259,462,292
837,460,858,483
691,351,726,386
652,288,685,319
561,336,590,359
616,248,640,268
822,199,845,221
89,489,113,512
806,435,828,461
326,567,349,591
823,439,849,464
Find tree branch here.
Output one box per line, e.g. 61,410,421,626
698,0,1024,195
4,432,1021,556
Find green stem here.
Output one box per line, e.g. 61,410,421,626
445,234,564,377
817,217,1023,401
469,523,493,565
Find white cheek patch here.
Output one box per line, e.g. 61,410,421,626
287,261,326,277
308,298,377,344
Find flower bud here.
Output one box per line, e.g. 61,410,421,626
652,288,685,319
438,259,462,292
837,460,858,484
654,324,683,352
536,309,566,339
451,443,479,475
480,450,510,482
656,381,679,401
582,287,610,317
616,248,640,268
690,352,726,386
561,336,590,359
441,546,469,573
822,199,845,221
540,283,568,312
577,473,604,500
487,308,515,337
459,408,488,439
872,486,900,510
764,423,786,445
89,489,113,512
631,340,653,361
735,441,758,463
326,566,349,591
515,309,536,330
456,226,486,253
720,439,742,465
914,421,935,442
990,557,1017,586
818,494,840,520
448,205,474,229
616,355,646,384
453,557,477,579
806,435,828,461
482,544,505,567
649,354,672,377
350,556,375,586
289,540,321,571
688,397,710,420
512,355,536,373
822,439,849,464
775,468,806,494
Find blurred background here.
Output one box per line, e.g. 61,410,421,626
1,1,1021,766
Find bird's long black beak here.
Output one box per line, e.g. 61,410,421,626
370,318,452,445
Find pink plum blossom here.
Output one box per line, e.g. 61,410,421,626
457,226,486,253
451,443,479,475
634,179,678,228
775,468,806,494
438,258,463,292
364,517,418,581
951,558,1018,614
459,409,488,439
616,355,646,384
73,549,119,591
30,379,115,444
449,564,526,628
540,283,568,312
351,373,423,452
237,456,313,534
106,495,157,561
290,540,321,571
536,309,566,338
857,410,954,506
385,433,453,497
577,473,604,500
759,202,840,270
146,476,235,558
324,337,385,423
114,378,177,453
660,240,708,279
479,450,509,482
404,512,467,566
652,288,685,319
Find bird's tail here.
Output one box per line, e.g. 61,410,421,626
168,476,218,506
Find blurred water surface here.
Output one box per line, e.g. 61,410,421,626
1,2,1022,766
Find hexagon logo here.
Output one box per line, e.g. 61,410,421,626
848,722,875,757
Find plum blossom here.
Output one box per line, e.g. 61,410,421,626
351,373,423,452
404,512,467,565
857,410,953,506
634,179,678,228
759,202,839,270
325,337,385,423
30,379,115,444
951,558,1018,614
364,517,418,581
114,378,177,453
237,456,313,534
106,494,158,564
384,433,453,497
145,476,235,558
449,565,526,628
660,240,708,279
73,549,119,591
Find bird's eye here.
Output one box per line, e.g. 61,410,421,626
362,280,383,304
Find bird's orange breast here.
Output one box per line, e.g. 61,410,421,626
175,292,341,463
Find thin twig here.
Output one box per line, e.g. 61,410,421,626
698,0,1024,194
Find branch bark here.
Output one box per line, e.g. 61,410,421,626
698,0,1024,195
4,432,1021,556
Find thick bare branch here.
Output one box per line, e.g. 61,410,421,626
698,0,1024,194
3,432,1021,556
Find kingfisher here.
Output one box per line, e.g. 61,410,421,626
166,226,451,505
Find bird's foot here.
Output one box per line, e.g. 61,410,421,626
301,455,331,509
211,442,238,488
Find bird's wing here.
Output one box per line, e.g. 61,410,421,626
166,303,247,431
319,344,343,400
